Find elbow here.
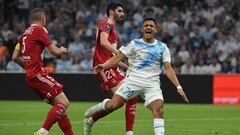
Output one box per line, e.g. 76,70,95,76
100,41,106,46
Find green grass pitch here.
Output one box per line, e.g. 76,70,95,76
0,101,239,135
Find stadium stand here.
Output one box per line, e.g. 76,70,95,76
0,0,239,74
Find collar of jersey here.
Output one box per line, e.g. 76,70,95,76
140,38,157,45
31,24,41,27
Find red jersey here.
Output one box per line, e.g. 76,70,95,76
93,18,118,67
18,24,52,78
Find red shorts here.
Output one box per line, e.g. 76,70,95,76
26,71,63,104
96,67,125,91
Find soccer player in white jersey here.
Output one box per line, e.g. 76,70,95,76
86,18,189,135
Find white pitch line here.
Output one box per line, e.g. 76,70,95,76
0,117,239,126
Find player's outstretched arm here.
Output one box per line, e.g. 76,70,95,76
93,51,126,74
100,32,128,69
118,61,128,69
163,62,189,103
47,44,67,56
12,44,25,69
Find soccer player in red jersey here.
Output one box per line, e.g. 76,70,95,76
12,8,74,135
83,2,137,135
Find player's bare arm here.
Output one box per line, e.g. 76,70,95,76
118,61,128,69
163,62,189,103
100,32,119,54
100,32,128,68
12,46,25,69
93,51,126,74
47,43,68,56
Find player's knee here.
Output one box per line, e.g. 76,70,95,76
106,101,123,111
105,101,114,111
60,99,70,108
64,100,70,108
153,107,164,118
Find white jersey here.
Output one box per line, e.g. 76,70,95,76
119,38,171,83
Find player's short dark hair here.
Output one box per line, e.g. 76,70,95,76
106,2,123,17
143,18,157,25
30,8,46,22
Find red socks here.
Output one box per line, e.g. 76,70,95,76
125,96,137,132
41,103,74,135
42,103,66,131
58,114,74,135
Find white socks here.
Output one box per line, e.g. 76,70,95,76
86,117,95,126
101,98,110,110
154,118,164,135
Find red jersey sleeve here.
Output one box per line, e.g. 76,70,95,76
99,21,111,34
37,27,52,47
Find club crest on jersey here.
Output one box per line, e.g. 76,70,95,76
104,24,111,32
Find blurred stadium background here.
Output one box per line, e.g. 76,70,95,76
0,0,240,135
0,0,240,73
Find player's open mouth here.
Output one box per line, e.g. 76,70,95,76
145,31,152,36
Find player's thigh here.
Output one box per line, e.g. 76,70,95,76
27,73,63,104
143,85,164,108
109,94,126,109
52,92,70,107
148,99,164,113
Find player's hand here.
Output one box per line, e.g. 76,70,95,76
177,88,189,103
93,64,104,74
60,46,68,54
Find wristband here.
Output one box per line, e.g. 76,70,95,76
177,85,182,90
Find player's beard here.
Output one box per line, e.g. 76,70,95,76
115,15,124,25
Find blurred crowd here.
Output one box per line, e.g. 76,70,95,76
0,0,239,74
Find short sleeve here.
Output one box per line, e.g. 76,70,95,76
38,27,52,46
163,45,171,62
119,41,134,58
99,22,111,34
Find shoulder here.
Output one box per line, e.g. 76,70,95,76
38,26,49,34
131,39,144,45
100,18,113,26
156,40,168,49
156,40,166,46
32,25,48,34
41,27,49,33
122,39,141,47
99,18,113,31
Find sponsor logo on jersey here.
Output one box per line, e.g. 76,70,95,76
22,56,31,61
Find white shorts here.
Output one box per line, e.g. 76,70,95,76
115,78,164,107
